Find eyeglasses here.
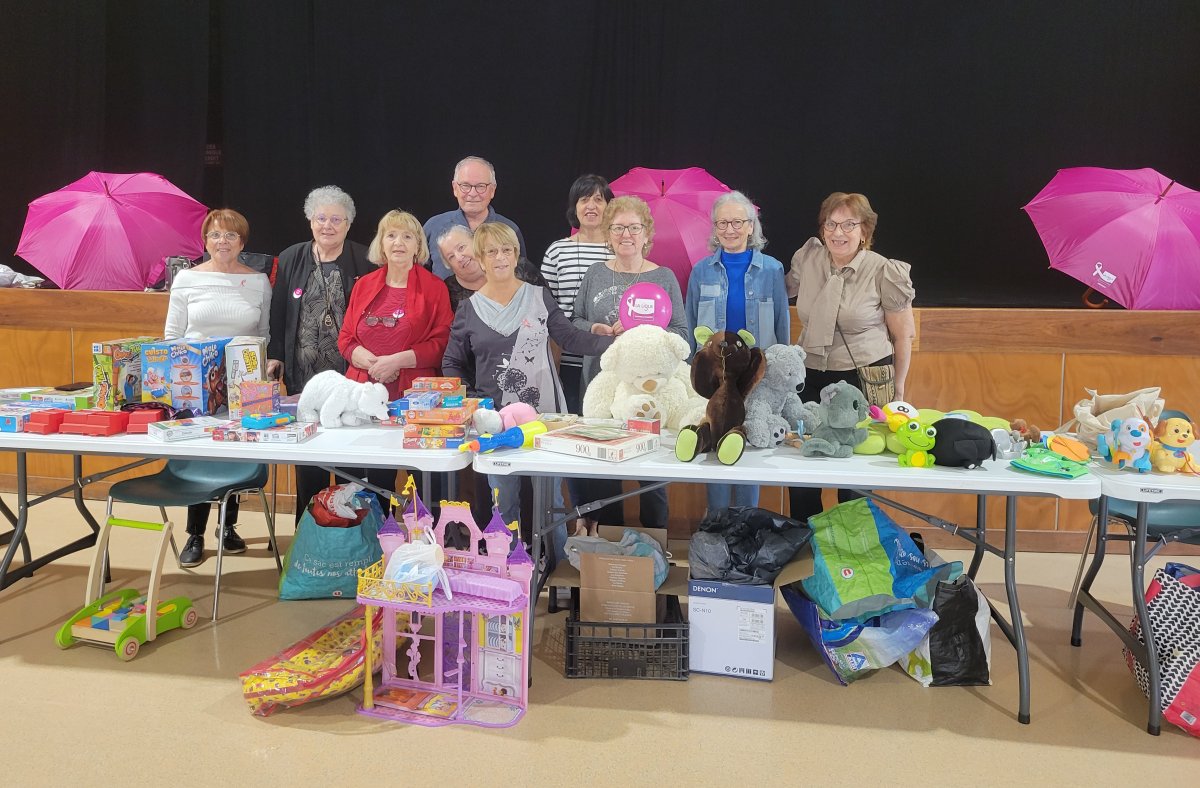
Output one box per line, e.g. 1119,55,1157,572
484,246,517,259
715,218,751,231
364,314,399,328
822,219,862,233
205,231,240,242
313,215,348,226
456,182,493,194
609,224,646,236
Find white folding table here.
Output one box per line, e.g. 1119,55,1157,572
1073,466,1200,734
476,443,1101,724
0,427,471,591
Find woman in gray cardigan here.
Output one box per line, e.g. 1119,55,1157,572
568,196,688,534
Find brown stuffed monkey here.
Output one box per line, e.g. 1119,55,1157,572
675,326,765,465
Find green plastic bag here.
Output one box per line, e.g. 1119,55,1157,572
279,495,384,600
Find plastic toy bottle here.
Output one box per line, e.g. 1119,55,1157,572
459,420,547,453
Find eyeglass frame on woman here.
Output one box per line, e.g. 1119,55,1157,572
313,214,348,226
822,219,862,233
456,182,494,194
364,314,399,328
715,218,751,230
205,231,241,242
609,223,646,236
483,245,517,259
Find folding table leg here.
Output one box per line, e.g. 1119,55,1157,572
1131,501,1161,736
968,494,987,579
1003,495,1031,724
1071,496,1110,647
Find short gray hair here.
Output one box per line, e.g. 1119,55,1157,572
708,190,767,251
453,156,496,185
303,185,356,223
436,224,473,249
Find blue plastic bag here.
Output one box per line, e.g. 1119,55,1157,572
801,498,961,623
279,494,384,600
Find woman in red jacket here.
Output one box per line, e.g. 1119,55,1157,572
338,210,453,399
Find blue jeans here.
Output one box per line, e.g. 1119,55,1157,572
707,483,759,513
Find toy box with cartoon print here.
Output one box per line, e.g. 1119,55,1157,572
225,336,269,418
92,336,157,410
140,337,233,415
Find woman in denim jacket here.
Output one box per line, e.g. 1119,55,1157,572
684,190,789,513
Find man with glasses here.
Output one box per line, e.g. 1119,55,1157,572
423,155,526,278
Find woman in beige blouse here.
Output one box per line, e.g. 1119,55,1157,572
786,192,916,522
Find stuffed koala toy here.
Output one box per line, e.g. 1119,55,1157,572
297,370,390,428
582,325,707,430
743,344,819,448
800,380,870,458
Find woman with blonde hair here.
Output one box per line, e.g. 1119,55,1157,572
338,210,453,400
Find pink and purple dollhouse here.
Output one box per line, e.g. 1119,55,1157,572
357,484,531,727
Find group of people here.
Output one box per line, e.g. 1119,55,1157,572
163,155,915,567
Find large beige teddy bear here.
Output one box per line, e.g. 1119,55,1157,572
582,325,707,430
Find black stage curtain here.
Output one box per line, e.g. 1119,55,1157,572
5,1,1200,307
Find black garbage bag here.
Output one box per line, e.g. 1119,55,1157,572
689,507,812,585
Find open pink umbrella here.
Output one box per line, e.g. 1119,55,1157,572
16,171,207,290
1022,167,1200,309
610,167,732,292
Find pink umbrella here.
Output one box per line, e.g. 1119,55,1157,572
16,171,207,291
1022,167,1200,309
610,167,732,293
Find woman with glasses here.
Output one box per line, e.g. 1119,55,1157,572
568,195,686,534
785,192,916,523
269,186,375,521
339,210,453,400
685,190,789,514
164,208,270,567
442,222,613,530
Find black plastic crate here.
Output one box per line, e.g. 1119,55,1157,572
564,595,689,680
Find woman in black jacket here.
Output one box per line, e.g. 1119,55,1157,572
267,185,375,521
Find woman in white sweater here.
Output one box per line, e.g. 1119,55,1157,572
164,209,272,567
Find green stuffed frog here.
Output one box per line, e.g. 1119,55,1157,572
896,419,937,467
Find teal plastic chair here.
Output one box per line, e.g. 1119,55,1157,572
106,460,281,621
1071,409,1200,734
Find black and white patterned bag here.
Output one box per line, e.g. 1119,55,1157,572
1124,563,1200,737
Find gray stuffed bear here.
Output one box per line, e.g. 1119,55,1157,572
800,380,870,458
744,344,820,448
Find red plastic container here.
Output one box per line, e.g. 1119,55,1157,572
24,410,68,435
126,409,166,433
60,410,131,437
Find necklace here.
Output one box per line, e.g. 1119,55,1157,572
611,257,646,293
312,243,338,330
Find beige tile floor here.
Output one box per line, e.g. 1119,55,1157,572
1,495,1197,786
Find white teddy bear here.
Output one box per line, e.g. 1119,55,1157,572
297,370,390,428
581,325,707,431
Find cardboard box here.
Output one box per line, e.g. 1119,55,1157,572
0,407,32,432
225,336,268,418
22,387,95,410
687,554,813,681
401,436,464,450
140,337,233,415
402,423,467,438
211,421,318,443
409,376,462,391
535,424,660,462
235,380,280,418
404,398,481,425
91,336,156,410
577,526,673,635
146,416,229,442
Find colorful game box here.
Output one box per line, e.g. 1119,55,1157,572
402,423,467,438
0,407,32,432
236,380,281,419
409,377,463,392
140,337,233,415
401,436,465,450
211,421,318,443
404,398,482,426
225,336,269,418
22,387,95,410
146,416,229,442
92,336,157,410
